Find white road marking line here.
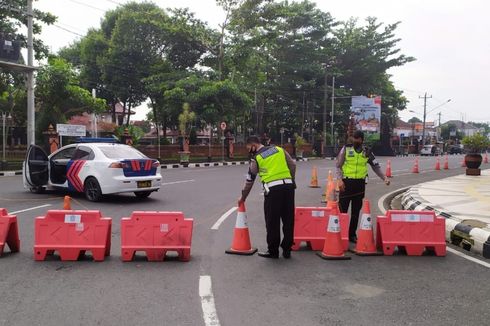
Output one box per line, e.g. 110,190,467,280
199,275,221,326
211,207,237,230
10,204,52,215
161,179,195,186
447,247,490,269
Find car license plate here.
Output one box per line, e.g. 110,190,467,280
137,181,151,188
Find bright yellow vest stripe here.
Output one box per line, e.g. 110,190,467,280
255,146,292,183
342,146,368,179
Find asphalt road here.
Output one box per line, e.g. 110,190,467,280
0,154,489,326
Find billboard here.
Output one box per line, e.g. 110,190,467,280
351,96,381,142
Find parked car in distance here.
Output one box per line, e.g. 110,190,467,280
23,138,162,201
447,144,464,154
420,144,441,156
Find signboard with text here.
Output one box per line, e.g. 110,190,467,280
57,124,86,137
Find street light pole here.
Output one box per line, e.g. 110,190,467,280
27,0,35,145
2,112,6,162
330,76,335,158
323,65,327,158
419,92,432,151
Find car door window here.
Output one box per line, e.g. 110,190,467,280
52,147,76,161
72,146,94,160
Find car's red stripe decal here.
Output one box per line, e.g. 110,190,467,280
131,160,138,171
68,160,84,192
66,161,80,186
135,160,141,171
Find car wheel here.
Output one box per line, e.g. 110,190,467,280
84,177,102,202
134,191,152,199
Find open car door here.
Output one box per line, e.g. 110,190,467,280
23,145,49,188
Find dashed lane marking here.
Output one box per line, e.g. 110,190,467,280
10,204,52,214
211,207,237,230
161,179,195,186
199,275,221,326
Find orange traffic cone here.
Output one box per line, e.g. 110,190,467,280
325,179,336,208
434,157,440,171
484,152,489,164
385,159,392,178
351,200,383,256
461,157,466,167
225,202,257,255
63,196,72,210
317,202,351,260
443,154,449,170
321,171,334,203
412,157,419,173
309,166,320,188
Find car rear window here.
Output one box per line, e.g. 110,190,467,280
98,145,147,159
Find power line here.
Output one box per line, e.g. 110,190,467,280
66,0,106,12
52,24,84,37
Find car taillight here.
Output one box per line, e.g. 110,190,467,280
152,161,160,168
109,162,124,168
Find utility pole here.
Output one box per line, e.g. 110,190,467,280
330,76,335,158
27,0,35,145
419,92,432,151
437,112,442,140
323,65,327,158
301,91,305,138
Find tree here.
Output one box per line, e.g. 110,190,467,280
0,0,56,60
408,117,422,123
35,58,106,142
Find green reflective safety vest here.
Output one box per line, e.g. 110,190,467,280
255,146,292,183
342,146,369,179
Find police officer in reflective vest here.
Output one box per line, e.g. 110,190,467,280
336,130,390,243
239,136,296,259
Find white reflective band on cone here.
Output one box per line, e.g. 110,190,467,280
235,211,248,228
327,215,340,233
360,213,373,230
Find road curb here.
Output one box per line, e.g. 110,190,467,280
0,171,23,177
150,158,310,169
401,186,490,259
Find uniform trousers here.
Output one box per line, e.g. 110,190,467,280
338,178,366,238
263,184,295,254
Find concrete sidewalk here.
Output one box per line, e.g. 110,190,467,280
401,168,490,258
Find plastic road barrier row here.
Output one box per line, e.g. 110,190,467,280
34,210,112,261
121,211,193,262
376,210,446,256
0,208,20,256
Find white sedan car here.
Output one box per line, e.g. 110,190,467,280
23,140,162,201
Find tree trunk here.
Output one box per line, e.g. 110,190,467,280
126,101,132,126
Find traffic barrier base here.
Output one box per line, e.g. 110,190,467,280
34,210,112,261
376,210,446,256
121,211,193,262
0,208,20,256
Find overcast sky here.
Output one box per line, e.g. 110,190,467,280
34,0,490,124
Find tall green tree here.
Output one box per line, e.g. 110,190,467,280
0,0,56,60
35,58,106,142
